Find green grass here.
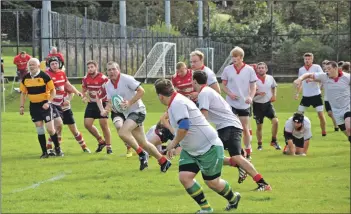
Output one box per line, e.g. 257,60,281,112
1,84,350,213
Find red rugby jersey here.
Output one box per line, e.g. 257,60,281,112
171,69,195,101
46,69,67,106
82,72,108,102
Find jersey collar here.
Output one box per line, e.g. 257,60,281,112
168,92,178,109
112,73,121,89
234,63,246,74
199,84,207,93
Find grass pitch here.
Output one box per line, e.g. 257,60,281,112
1,83,350,213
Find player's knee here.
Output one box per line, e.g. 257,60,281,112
204,179,219,190
118,129,131,141
84,122,92,129
327,111,333,117
36,126,45,135
178,174,192,187
272,117,278,124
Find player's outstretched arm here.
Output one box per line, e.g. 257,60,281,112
19,92,26,115
123,86,145,108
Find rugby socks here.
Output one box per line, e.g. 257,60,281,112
38,134,47,154
97,136,105,144
229,158,238,167
74,132,86,149
50,133,60,148
186,182,212,211
158,156,167,165
216,181,237,204
258,141,262,146
245,148,251,156
271,137,277,142
136,147,146,157
253,174,268,185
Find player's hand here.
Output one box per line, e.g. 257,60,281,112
270,95,276,102
189,92,199,100
42,103,50,110
19,107,24,115
100,109,108,117
120,100,130,109
62,100,70,106
245,97,253,104
294,94,299,100
229,92,239,100
166,148,175,160
76,92,82,97
257,92,266,96
306,78,313,83
82,96,89,103
160,112,168,123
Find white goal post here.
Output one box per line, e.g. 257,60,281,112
195,47,214,71
134,42,177,79
216,55,232,77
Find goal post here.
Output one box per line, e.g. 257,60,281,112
195,47,214,71
134,42,177,79
216,55,232,77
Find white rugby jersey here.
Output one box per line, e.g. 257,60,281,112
298,64,323,97
253,74,277,103
221,63,258,109
168,92,222,156
284,117,312,140
196,65,218,86
198,86,243,130
103,73,146,117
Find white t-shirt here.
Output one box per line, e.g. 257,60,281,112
221,63,258,109
198,86,243,130
284,117,312,140
196,66,217,86
146,125,157,141
103,73,146,117
298,64,323,97
314,72,350,123
253,74,277,103
168,93,222,156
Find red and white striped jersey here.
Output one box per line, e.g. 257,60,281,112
171,69,195,101
46,69,67,106
82,72,108,102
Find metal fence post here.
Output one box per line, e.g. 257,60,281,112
75,16,78,76
65,14,69,76
16,11,20,55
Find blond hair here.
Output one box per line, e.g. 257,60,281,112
230,46,245,58
176,62,186,70
190,50,204,61
303,52,314,58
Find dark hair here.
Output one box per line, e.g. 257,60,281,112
326,61,338,68
20,51,26,54
293,112,304,123
192,71,207,85
338,61,345,67
154,79,175,97
342,62,350,73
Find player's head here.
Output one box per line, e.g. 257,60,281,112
342,62,350,73
230,46,244,65
154,78,175,106
176,62,187,77
293,112,304,130
192,71,207,92
87,60,98,75
27,58,40,74
190,51,204,70
20,51,26,58
257,62,268,76
303,53,314,66
321,60,329,72
325,61,339,78
106,61,120,80
48,57,60,72
50,47,58,54
338,61,345,68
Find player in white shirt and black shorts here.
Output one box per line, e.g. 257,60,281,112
294,61,351,143
154,79,241,213
97,61,172,172
320,60,339,132
283,112,312,156
221,46,257,159
193,71,272,191
295,53,327,136
253,62,280,151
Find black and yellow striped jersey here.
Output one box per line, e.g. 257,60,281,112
20,71,55,103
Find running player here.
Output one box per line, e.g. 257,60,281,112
155,78,241,213
295,53,327,136
19,58,62,158
294,61,350,143
253,62,280,150
82,60,112,154
97,61,172,172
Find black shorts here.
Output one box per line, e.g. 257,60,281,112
344,111,351,120
324,101,332,112
217,126,242,156
284,130,306,148
62,109,75,125
232,107,251,117
84,102,108,119
126,112,146,126
52,104,63,119
253,101,276,124
29,101,53,123
111,111,126,123
300,94,323,108
155,126,174,143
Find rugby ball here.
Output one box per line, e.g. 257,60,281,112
111,94,126,113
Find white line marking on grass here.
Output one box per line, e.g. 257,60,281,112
10,173,66,194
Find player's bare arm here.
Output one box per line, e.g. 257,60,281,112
19,92,27,115
294,73,321,88
65,81,82,97
221,80,238,100
246,82,256,104
200,109,209,119
160,112,175,135
166,124,188,159
43,88,56,110
270,87,277,102
81,87,90,103
209,82,221,94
